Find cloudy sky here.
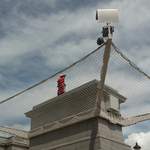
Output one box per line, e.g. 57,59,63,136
0,0,150,149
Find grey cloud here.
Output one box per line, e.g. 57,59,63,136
15,0,108,17
0,0,103,19
123,121,150,138
0,0,149,143
0,50,57,91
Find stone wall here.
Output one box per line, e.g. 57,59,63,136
30,118,99,150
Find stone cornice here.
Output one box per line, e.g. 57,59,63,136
29,108,124,138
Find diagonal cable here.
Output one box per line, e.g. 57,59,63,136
112,42,150,80
0,44,105,105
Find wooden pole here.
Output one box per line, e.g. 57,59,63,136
100,39,112,90
95,39,112,115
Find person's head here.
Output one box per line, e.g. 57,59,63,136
60,74,66,78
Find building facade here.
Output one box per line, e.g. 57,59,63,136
0,136,29,150
26,80,131,150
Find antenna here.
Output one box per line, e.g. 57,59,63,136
96,9,119,45
95,9,119,114
96,9,119,86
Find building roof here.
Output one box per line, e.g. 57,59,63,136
25,80,127,137
27,79,126,115
0,136,9,145
0,135,29,147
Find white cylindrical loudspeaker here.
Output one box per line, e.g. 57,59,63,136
96,9,119,23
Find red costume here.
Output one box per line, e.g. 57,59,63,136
57,75,66,95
